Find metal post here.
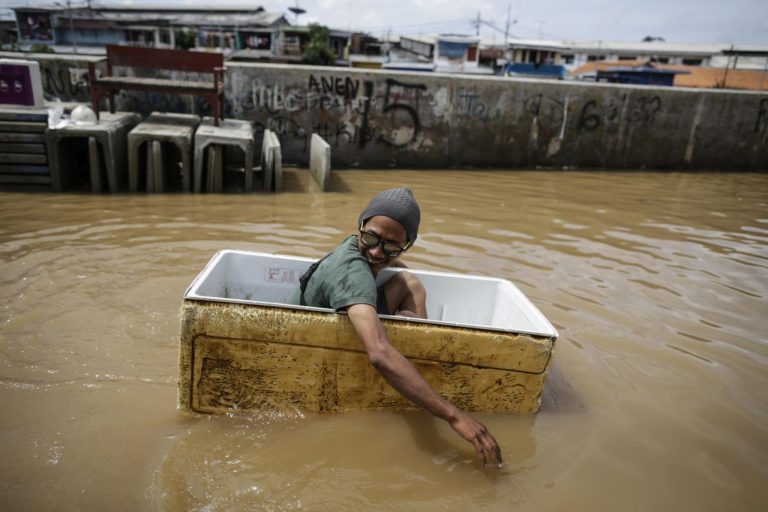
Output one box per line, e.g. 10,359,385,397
68,0,77,54
55,0,77,54
69,19,76,52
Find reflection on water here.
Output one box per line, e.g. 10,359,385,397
0,170,767,511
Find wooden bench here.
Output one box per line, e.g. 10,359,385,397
88,45,225,126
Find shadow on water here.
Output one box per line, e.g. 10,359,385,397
539,360,586,414
326,171,354,193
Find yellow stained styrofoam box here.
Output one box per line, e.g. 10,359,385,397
178,250,557,414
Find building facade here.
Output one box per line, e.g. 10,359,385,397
11,5,289,55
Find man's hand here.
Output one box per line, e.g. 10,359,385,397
347,303,503,469
448,410,504,468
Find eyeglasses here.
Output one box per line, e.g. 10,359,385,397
358,227,410,257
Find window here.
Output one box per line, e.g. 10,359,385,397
159,29,171,45
244,34,271,50
467,45,477,61
17,11,53,42
656,57,669,64
282,35,301,55
587,55,606,62
125,29,155,46
618,55,636,61
562,54,574,64
682,58,703,66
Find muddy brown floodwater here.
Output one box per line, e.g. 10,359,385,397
0,170,766,511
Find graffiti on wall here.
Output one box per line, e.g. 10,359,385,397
246,73,429,152
578,94,663,133
308,74,360,99
376,78,427,147
249,74,375,115
454,86,501,121
42,66,90,101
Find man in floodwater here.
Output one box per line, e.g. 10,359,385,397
288,187,503,468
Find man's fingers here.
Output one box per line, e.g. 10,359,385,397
480,431,504,468
473,437,487,467
450,412,503,468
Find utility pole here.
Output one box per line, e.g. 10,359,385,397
54,0,78,54
476,11,481,36
504,3,511,46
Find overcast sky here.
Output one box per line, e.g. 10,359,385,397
4,0,768,44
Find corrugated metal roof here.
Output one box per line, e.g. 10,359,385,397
68,11,286,27
11,5,287,28
14,5,267,14
503,38,768,56
400,35,436,45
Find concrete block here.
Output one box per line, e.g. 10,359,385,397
127,112,198,193
309,133,331,191
260,129,273,192
269,130,282,192
260,129,282,192
47,111,140,192
193,117,254,193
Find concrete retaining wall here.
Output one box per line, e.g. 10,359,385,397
6,52,767,170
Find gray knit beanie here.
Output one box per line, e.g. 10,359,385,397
358,187,421,245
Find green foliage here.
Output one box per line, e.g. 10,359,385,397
175,29,197,50
30,43,54,53
302,23,336,66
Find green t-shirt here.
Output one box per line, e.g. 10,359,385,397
287,235,377,311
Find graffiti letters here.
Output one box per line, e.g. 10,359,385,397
43,68,65,97
377,78,426,147
251,80,303,113
578,95,663,133
42,66,90,101
630,96,662,123
256,116,308,153
250,75,375,115
456,87,501,121
246,74,429,152
578,100,601,132
526,94,566,127
308,74,360,100
68,68,89,97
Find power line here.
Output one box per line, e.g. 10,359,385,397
354,17,472,30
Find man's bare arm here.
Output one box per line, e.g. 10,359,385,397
347,303,503,468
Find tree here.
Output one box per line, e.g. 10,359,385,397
642,36,666,42
175,29,197,50
30,43,54,53
302,23,336,66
